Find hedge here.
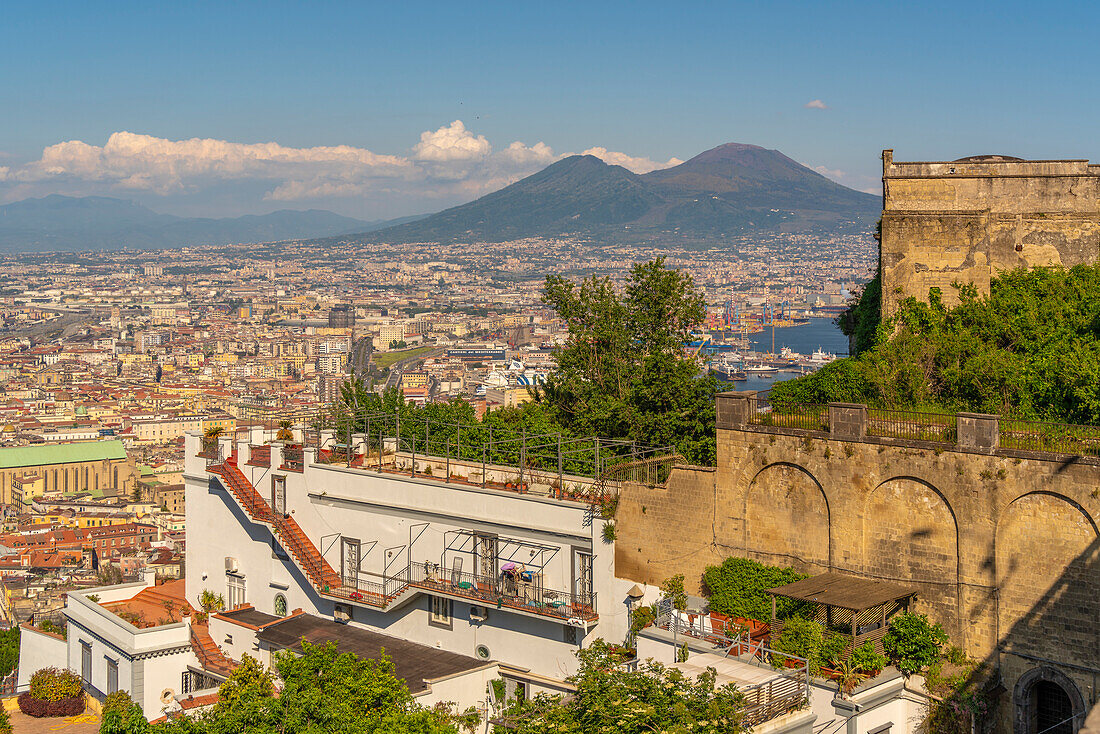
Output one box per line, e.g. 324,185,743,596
17,692,85,718
702,556,811,622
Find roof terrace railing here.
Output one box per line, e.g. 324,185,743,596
235,407,676,493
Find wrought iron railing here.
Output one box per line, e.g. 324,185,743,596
748,399,829,432
999,417,1100,457
867,407,957,443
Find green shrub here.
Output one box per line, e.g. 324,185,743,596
660,574,687,611
0,703,10,734
773,616,822,661
102,690,136,718
818,633,849,668
883,612,948,675
849,641,887,672
29,667,82,702
628,605,655,643
702,556,810,621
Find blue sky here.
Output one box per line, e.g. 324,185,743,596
2,1,1098,219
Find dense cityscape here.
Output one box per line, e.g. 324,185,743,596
2,3,1097,734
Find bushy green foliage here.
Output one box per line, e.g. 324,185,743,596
702,557,809,622
0,702,10,734
848,641,887,672
501,639,745,734
100,641,460,734
538,257,719,464
627,605,655,644
103,691,137,718
29,667,82,701
771,618,851,676
883,612,948,675
660,574,687,611
0,626,19,678
773,265,1100,423
837,269,882,357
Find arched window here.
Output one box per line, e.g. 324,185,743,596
273,594,288,617
113,467,119,488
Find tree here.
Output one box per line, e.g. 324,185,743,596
500,639,745,734
99,641,460,734
539,258,718,463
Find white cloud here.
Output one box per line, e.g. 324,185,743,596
813,165,845,180
581,147,682,174
411,120,491,162
0,125,681,208
804,99,828,110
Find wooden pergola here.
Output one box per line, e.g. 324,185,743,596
767,572,917,654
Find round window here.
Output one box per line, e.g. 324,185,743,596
475,644,491,661
274,594,288,617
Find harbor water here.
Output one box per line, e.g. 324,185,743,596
735,317,848,393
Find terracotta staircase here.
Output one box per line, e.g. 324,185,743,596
190,623,236,679
208,461,340,592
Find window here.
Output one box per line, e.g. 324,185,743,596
80,641,91,683
429,596,452,629
273,594,287,617
227,574,246,609
106,658,118,694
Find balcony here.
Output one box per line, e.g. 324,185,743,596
403,562,597,623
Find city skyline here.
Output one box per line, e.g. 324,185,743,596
4,1,1099,219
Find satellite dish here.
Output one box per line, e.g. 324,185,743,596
160,688,175,705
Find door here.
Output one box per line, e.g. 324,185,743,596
341,538,360,589
474,533,497,581
574,551,593,606
272,476,286,516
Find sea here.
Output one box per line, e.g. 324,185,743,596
738,317,849,393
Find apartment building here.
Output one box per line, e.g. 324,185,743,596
184,428,625,696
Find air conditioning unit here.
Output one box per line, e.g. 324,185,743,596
469,605,489,622
224,557,238,573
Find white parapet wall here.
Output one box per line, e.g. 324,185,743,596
17,623,69,689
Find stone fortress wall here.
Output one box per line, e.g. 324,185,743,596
616,394,1100,732
880,150,1100,316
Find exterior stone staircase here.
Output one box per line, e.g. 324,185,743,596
190,623,236,679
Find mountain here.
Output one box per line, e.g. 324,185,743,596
366,143,880,244
0,195,378,252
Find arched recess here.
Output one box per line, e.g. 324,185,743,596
743,462,830,572
996,492,1100,668
1012,665,1086,734
864,476,960,639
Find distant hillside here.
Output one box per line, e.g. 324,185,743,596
363,143,880,244
0,195,379,252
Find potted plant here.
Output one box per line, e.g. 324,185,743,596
832,659,870,698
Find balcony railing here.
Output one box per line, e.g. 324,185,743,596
404,562,597,622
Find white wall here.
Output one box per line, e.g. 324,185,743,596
17,625,68,688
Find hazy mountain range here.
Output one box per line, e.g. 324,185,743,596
0,143,879,252
0,196,388,252
358,143,881,244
